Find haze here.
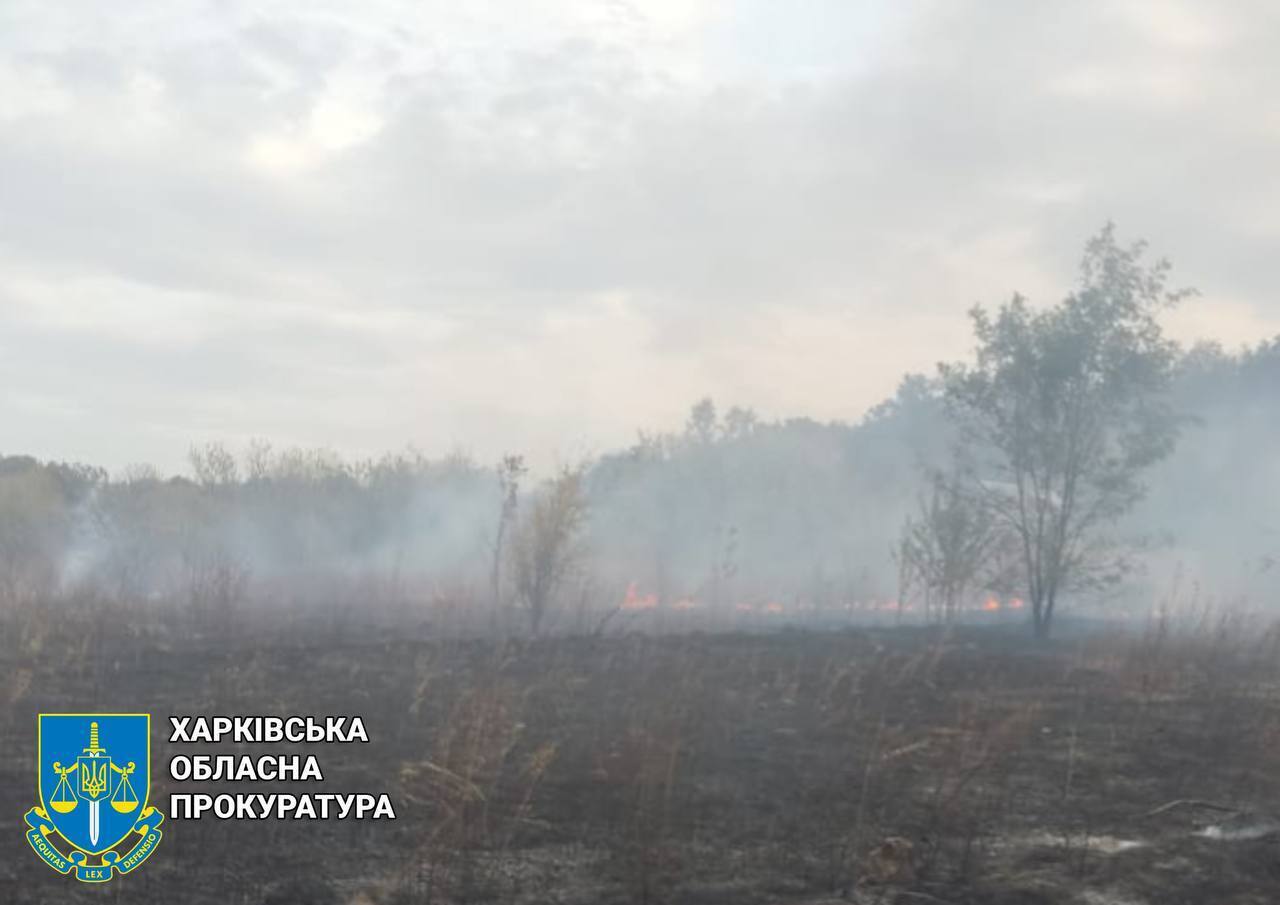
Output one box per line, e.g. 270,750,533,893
3,1,1279,473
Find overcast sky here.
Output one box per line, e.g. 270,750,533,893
2,1,1278,474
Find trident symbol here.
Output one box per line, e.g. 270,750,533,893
77,722,111,846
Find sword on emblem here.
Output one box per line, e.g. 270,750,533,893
77,722,111,847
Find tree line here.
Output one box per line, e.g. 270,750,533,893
2,227,1276,637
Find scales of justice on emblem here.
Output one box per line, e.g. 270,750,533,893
26,714,165,883
49,720,140,842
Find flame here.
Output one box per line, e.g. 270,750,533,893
621,582,658,611
617,583,1026,619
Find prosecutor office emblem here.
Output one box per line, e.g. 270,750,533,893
25,714,164,882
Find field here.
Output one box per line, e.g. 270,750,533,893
2,604,1278,905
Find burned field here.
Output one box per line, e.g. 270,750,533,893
2,612,1279,905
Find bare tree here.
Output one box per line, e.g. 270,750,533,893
188,442,239,488
243,438,274,482
941,225,1190,637
512,465,588,636
491,454,527,619
0,467,70,606
899,472,1000,623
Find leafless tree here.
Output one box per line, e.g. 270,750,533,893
0,468,69,606
512,465,588,636
899,472,1000,622
188,442,239,488
491,454,527,618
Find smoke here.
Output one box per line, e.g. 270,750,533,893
1,338,1276,628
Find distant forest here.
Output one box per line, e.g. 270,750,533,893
2,338,1275,629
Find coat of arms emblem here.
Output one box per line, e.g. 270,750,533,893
26,714,164,882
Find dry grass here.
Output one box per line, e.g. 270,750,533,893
1,596,1278,904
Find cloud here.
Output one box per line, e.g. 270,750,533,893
1,0,1278,473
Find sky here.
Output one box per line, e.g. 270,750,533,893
2,0,1278,475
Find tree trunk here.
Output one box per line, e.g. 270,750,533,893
1030,586,1051,639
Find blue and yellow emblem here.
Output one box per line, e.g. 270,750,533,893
26,714,164,882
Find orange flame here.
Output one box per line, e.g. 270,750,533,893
621,582,658,611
